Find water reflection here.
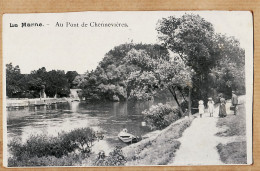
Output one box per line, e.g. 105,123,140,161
69,101,80,113
7,98,176,154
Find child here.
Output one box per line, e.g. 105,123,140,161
198,100,205,118
207,98,214,117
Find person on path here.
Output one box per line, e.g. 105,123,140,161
207,97,214,117
198,100,205,118
219,98,227,118
231,91,238,115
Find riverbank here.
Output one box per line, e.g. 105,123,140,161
6,98,70,108
122,116,195,165
216,96,247,164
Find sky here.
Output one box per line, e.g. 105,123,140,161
3,11,253,74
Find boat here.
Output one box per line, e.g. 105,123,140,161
118,129,139,144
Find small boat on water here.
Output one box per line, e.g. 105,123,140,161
118,129,139,144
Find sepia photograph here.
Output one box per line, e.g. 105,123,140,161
2,11,253,167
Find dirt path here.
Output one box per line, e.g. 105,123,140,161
172,112,223,165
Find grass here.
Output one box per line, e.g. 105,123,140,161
215,98,247,164
216,141,247,164
122,116,194,165
216,104,246,137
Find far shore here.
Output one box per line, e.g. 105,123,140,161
6,97,74,108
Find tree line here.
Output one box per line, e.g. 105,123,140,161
6,63,78,98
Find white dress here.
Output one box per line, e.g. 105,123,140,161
199,104,204,114
207,101,214,113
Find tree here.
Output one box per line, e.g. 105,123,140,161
6,63,24,97
156,13,245,106
45,70,70,97
124,49,192,115
76,43,170,102
66,71,79,88
29,68,70,97
156,14,221,107
210,34,245,97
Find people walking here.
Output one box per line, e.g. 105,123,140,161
219,98,227,118
231,91,238,115
207,98,214,117
198,100,205,118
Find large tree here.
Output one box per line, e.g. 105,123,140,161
209,34,245,98
6,63,24,97
66,71,79,88
156,14,245,105
124,49,192,115
45,70,70,97
76,43,170,102
156,14,245,106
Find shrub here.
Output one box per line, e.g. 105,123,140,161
61,127,96,156
8,127,96,166
95,146,127,166
142,103,180,130
8,153,86,167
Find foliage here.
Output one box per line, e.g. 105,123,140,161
66,71,79,88
156,14,245,105
8,153,85,167
5,63,23,97
95,146,127,166
142,103,180,130
8,127,96,166
209,34,245,97
75,43,170,101
44,70,70,97
125,49,192,114
6,63,73,98
156,14,217,74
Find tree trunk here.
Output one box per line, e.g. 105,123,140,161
177,86,192,116
177,86,187,102
188,86,191,117
168,86,184,116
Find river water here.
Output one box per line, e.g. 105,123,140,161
7,98,176,154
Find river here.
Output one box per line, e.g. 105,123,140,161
7,98,176,154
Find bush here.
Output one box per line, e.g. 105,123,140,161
142,103,180,130
8,153,85,167
95,146,127,166
8,127,96,166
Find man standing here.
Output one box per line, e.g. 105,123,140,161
231,91,238,115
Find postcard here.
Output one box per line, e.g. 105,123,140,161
2,11,253,167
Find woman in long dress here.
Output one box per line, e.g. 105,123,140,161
207,98,214,117
219,98,227,118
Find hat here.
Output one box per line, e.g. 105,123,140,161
232,91,235,93
208,97,212,100
220,98,225,102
